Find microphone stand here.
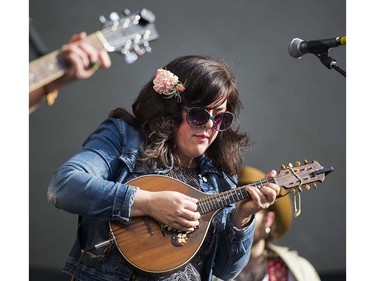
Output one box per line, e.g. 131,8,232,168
314,50,346,77
30,18,49,58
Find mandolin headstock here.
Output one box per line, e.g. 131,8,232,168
275,160,334,193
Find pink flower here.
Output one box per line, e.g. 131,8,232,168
153,69,179,95
152,68,186,103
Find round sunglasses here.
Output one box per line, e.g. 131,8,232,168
184,106,234,131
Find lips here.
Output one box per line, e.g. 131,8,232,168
195,134,210,138
194,134,210,142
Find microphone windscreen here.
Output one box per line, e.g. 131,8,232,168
288,38,303,59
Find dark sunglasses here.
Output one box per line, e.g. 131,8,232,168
184,106,234,131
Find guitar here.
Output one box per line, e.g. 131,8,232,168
109,160,333,274
29,8,159,92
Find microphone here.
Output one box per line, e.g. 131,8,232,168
288,36,346,59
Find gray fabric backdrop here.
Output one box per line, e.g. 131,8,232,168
29,0,346,277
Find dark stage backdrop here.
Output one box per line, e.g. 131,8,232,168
29,0,346,279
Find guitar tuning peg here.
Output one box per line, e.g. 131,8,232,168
295,161,301,167
291,188,296,194
133,44,146,57
140,8,156,23
305,184,311,191
288,163,293,168
280,164,286,170
304,159,308,165
313,182,318,189
109,12,120,22
141,41,152,53
124,51,138,64
143,30,152,41
123,9,131,16
99,15,106,24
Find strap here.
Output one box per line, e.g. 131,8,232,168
77,215,84,250
268,258,288,281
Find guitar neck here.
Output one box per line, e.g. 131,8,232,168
29,31,108,92
197,178,275,214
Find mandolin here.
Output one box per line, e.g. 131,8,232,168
108,160,333,274
29,8,159,92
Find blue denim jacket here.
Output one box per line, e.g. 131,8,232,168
48,118,254,281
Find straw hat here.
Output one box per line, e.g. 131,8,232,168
238,166,293,241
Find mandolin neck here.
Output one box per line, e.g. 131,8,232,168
197,178,276,214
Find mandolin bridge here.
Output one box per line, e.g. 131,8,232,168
160,223,191,247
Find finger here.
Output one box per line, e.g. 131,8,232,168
245,186,264,207
76,42,100,65
182,195,198,211
260,185,278,202
264,182,280,198
179,217,200,233
265,169,277,178
183,209,201,221
98,51,112,68
69,32,87,43
63,44,91,70
65,52,91,79
77,43,111,72
246,185,274,210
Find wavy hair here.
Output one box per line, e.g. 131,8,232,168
109,55,251,176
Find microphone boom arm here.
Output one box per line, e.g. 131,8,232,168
315,50,346,77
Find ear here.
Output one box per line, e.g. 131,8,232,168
264,211,276,229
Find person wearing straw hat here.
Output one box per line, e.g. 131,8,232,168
214,166,320,281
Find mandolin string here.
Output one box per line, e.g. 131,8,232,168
196,176,285,214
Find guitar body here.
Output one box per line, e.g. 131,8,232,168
109,175,219,274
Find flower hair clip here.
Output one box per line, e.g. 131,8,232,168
153,68,186,103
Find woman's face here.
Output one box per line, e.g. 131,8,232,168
175,100,228,167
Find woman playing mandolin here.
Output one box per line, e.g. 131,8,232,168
48,55,280,280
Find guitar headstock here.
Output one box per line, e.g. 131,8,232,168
99,8,159,63
275,160,334,192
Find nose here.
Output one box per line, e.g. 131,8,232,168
205,118,215,129
204,110,215,129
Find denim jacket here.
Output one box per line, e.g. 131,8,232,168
48,118,254,281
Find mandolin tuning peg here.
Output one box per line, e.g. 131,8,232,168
295,161,301,167
303,159,308,165
305,184,310,191
313,182,318,189
280,164,286,170
288,163,293,168
298,186,303,192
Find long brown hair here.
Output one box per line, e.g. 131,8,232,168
109,55,251,175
